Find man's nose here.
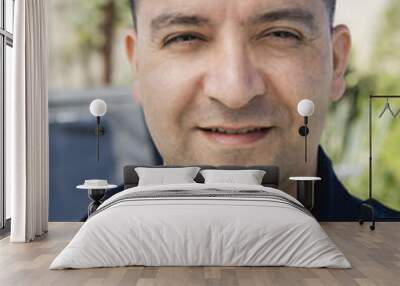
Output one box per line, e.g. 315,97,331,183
203,39,265,109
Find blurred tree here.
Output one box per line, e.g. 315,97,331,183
71,0,131,85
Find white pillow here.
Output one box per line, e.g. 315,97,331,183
200,169,266,185
135,167,201,186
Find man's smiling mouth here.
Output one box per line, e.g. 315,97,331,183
197,126,273,146
201,126,266,134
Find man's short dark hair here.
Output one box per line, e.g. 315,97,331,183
129,0,137,28
324,0,336,24
129,0,336,28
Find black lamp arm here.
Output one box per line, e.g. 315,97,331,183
298,116,309,163
298,116,309,137
95,116,106,162
95,116,105,136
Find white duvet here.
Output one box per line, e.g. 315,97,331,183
50,183,351,269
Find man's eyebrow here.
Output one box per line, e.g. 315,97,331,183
249,8,316,30
151,13,210,32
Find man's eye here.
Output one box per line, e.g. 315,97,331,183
259,30,302,42
163,34,203,46
271,31,300,39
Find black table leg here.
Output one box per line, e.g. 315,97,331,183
87,189,106,216
296,181,315,211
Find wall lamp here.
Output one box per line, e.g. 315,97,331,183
297,99,315,163
89,99,107,162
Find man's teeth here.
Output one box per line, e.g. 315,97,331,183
209,127,263,134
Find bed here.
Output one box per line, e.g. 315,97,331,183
50,165,350,269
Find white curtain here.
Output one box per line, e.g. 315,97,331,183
6,0,49,242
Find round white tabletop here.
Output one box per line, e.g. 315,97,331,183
76,184,118,190
289,177,321,181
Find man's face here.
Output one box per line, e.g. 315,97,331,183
126,0,350,181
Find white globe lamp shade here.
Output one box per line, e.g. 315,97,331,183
297,99,315,117
90,99,107,117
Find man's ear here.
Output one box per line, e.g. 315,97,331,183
125,29,142,104
125,28,139,74
330,24,351,102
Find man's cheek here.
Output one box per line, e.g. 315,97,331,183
140,84,185,135
146,66,201,112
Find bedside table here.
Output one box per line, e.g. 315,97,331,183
77,180,117,216
289,177,321,210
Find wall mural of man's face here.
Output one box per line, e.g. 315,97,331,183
125,0,351,189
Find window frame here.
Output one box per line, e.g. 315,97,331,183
0,0,14,232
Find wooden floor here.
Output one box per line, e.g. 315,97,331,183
0,222,399,286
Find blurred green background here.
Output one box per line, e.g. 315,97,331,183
321,0,400,211
48,0,400,211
